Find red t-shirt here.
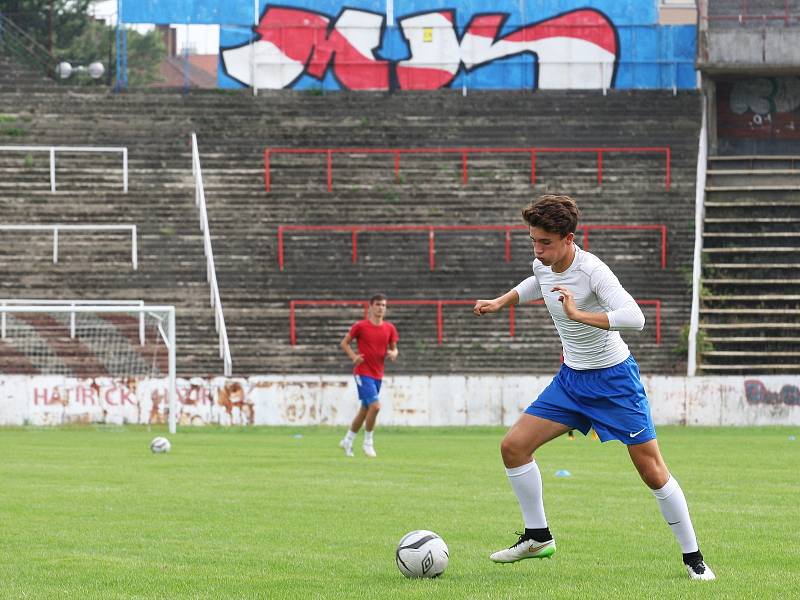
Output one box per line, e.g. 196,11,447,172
348,319,399,379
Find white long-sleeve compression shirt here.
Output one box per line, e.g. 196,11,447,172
513,244,645,369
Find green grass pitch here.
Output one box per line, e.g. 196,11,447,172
0,425,798,599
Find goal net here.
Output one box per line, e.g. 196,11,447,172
0,301,177,432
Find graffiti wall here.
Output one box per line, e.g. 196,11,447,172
717,76,800,154
121,1,696,91
1,375,798,427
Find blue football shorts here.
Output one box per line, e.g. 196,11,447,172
524,354,656,445
355,374,382,408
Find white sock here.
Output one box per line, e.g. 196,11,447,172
652,475,699,553
505,461,548,529
344,430,357,443
364,430,373,445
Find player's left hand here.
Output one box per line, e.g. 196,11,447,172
552,285,579,320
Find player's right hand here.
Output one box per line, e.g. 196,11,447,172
473,299,499,316
353,354,365,365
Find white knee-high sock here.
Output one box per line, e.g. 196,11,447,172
652,475,699,553
505,461,548,529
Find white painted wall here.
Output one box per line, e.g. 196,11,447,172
0,375,798,428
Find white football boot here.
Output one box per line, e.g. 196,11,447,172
362,443,377,458
490,533,556,563
686,560,716,581
339,438,354,457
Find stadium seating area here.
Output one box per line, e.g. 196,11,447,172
0,49,703,376
701,156,800,373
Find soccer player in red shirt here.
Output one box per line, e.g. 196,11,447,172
339,294,399,457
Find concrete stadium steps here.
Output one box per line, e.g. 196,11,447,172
0,162,223,375
0,52,54,89
0,88,700,149
706,171,800,187
704,217,800,235
698,156,800,374
209,169,689,375
0,54,701,375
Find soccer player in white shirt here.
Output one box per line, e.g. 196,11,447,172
473,195,715,581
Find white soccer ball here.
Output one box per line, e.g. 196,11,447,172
150,436,171,454
396,530,449,578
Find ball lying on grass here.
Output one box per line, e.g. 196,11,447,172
149,436,171,454
396,530,449,578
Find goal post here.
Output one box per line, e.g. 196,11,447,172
0,303,177,433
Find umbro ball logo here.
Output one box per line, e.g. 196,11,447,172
421,550,434,574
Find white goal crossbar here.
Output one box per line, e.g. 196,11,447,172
0,303,177,433
0,299,147,344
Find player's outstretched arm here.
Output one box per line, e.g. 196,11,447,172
340,333,364,365
473,289,520,316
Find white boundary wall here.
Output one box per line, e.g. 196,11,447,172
0,375,798,427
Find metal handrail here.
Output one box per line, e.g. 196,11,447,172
191,133,232,376
0,145,128,193
702,0,800,25
277,223,668,271
289,298,662,346
265,146,671,192
0,224,137,269
688,97,708,376
0,299,146,344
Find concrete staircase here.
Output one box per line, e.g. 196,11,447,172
700,155,800,373
0,49,702,376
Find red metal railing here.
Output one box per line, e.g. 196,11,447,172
703,1,799,24
264,146,671,192
278,223,667,271
289,298,661,346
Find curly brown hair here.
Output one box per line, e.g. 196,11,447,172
521,195,579,237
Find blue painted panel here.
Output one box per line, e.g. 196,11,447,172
673,25,697,60
633,27,659,60
127,0,666,29
121,0,252,25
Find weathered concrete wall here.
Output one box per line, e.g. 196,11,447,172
0,375,797,427
701,29,800,71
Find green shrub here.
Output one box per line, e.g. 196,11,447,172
675,323,713,360
0,127,28,137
